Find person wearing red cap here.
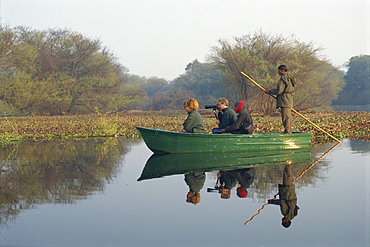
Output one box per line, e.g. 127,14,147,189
221,101,254,134
234,168,255,198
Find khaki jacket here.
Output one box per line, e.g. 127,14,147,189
269,73,296,108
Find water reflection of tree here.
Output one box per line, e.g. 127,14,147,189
251,163,306,201
0,137,136,226
349,139,370,154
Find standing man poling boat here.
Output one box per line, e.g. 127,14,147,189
266,65,296,134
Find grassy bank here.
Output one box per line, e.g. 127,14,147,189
0,111,368,144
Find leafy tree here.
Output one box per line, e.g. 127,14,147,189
0,26,145,115
208,30,344,113
125,75,169,110
171,59,233,106
149,88,195,110
333,55,370,105
142,77,169,98
0,24,19,73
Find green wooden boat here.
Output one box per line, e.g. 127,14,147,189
138,149,312,181
136,127,312,154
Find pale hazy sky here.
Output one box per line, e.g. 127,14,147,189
1,0,369,80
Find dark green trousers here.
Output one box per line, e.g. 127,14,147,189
280,107,292,134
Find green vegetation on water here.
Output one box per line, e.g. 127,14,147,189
0,111,368,144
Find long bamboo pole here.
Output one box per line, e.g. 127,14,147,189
240,71,341,143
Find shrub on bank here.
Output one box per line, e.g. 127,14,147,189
0,111,368,143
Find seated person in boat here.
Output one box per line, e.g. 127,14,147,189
182,98,206,133
221,101,254,134
216,98,237,129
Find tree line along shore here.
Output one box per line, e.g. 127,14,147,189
1,26,369,118
0,111,368,144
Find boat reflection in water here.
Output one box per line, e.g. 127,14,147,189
138,149,312,206
138,149,312,181
139,141,340,228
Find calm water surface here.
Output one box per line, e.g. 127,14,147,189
0,138,369,247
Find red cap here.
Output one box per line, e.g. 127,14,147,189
237,187,247,198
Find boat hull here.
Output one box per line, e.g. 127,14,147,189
136,127,312,154
138,149,312,181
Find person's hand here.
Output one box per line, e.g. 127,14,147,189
221,129,226,133
264,89,270,94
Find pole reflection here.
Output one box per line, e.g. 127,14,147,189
244,142,341,227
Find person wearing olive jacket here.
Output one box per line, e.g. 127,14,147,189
267,65,296,134
182,98,206,133
216,98,237,129
221,101,254,134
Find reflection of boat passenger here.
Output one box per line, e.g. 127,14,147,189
184,172,206,204
219,171,238,189
222,101,254,134
268,164,299,228
218,170,238,199
234,168,256,198
218,168,255,199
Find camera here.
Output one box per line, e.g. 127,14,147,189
205,104,219,120
207,187,221,193
205,104,218,109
